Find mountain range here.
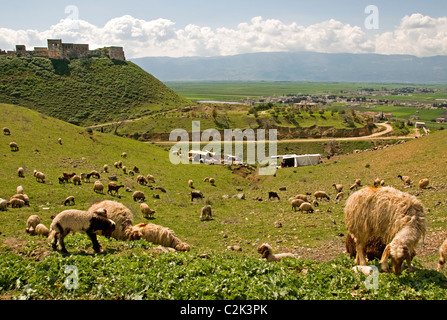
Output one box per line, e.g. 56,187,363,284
131,51,447,83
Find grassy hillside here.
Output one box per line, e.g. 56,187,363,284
1,103,447,300
0,56,191,126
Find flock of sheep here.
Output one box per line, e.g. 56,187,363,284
2,125,446,278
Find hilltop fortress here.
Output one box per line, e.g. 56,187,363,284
0,39,125,61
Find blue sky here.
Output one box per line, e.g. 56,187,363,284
1,1,446,58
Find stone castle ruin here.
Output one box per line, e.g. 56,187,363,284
0,39,125,61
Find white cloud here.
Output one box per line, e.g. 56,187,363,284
0,13,446,58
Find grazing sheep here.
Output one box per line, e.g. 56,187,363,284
3,127,11,135
203,177,210,182
132,166,140,173
128,223,191,251
122,166,127,174
33,170,44,181
16,185,24,194
257,243,297,262
350,183,360,191
114,162,119,169
9,142,19,151
191,190,204,201
354,179,362,186
294,194,309,202
103,164,109,173
314,191,330,201
268,191,280,201
209,177,215,186
335,192,344,202
8,198,25,208
373,178,384,187
121,152,127,158
49,209,116,254
26,215,41,234
398,174,412,186
345,233,387,262
132,191,146,203
437,238,447,272
72,175,81,185
332,183,343,193
299,202,314,214
140,203,155,219
418,178,429,190
90,171,100,179
291,199,304,212
10,193,29,206
137,175,148,185
107,182,124,196
200,205,213,221
64,196,75,206
93,181,104,194
17,167,25,178
188,179,194,188
35,224,50,237
345,186,426,275
0,198,7,211
58,138,62,145
87,200,134,241
117,160,123,168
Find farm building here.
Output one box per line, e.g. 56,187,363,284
273,154,322,168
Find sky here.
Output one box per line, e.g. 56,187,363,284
0,0,447,58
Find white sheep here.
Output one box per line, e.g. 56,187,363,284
209,177,215,186
93,180,104,194
33,170,45,183
418,178,429,190
49,209,116,254
335,192,344,202
314,190,330,201
35,224,50,237
299,202,314,214
398,174,412,186
72,175,81,185
257,243,297,262
291,198,304,212
332,183,343,193
345,186,426,275
26,215,41,234
293,194,309,202
188,179,194,188
8,198,25,208
0,198,7,211
200,205,213,220
128,223,191,251
438,238,447,272
9,142,19,151
16,185,24,194
103,164,109,173
140,203,155,219
132,191,146,203
64,196,75,206
17,167,25,178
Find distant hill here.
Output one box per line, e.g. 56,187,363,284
0,56,191,126
131,52,447,83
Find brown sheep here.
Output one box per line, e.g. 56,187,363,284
107,182,124,196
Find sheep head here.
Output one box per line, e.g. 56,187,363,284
380,242,416,275
257,243,272,259
90,214,115,238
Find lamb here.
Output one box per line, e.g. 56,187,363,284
9,142,19,151
140,203,155,219
268,191,280,201
0,198,7,211
3,127,11,135
397,174,412,186
64,196,75,206
33,170,45,183
8,198,25,208
107,182,124,196
128,223,191,251
132,191,146,203
34,224,50,237
49,208,115,254
200,205,213,221
188,179,194,188
17,167,25,178
291,199,304,212
257,243,297,262
299,202,314,214
191,190,204,201
314,191,330,201
93,180,104,194
345,186,426,275
418,178,429,190
26,215,41,234
345,233,386,262
87,200,134,241
332,183,343,193
437,238,447,272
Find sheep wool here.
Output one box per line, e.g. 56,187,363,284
87,200,134,241
129,223,191,251
0,199,7,211
345,186,426,275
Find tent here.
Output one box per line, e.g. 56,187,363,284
272,154,322,168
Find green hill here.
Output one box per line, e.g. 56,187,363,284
0,56,191,126
1,102,447,300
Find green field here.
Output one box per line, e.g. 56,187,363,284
1,103,447,300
